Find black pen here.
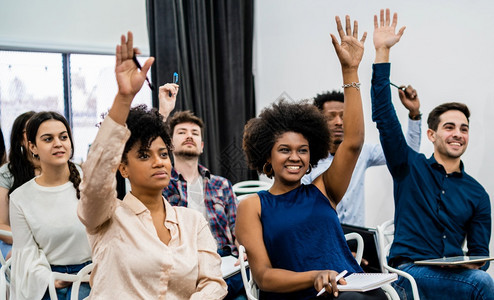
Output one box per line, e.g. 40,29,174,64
132,53,154,90
390,82,405,91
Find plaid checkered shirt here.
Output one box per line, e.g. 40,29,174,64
163,165,238,256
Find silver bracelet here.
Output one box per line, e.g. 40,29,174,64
342,82,361,90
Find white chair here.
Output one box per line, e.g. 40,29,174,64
238,245,258,300
48,263,93,300
232,180,272,196
376,219,420,300
238,233,368,300
0,258,11,300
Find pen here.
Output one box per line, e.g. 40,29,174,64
132,53,154,90
390,82,405,91
169,72,179,97
316,270,348,297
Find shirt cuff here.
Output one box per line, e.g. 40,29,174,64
372,62,391,77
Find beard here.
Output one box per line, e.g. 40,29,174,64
174,149,201,159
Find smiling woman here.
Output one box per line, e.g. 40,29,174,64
9,111,92,300
236,14,387,300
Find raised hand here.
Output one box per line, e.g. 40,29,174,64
398,85,421,117
373,9,406,51
115,31,154,99
330,15,367,70
158,83,179,120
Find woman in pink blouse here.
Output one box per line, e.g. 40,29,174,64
77,32,227,299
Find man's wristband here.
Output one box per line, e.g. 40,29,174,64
409,112,422,120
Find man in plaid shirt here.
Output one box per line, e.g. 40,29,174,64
162,110,243,300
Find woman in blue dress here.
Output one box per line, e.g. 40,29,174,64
237,15,387,300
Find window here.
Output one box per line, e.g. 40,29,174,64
0,50,152,163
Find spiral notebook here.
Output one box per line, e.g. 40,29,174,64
337,273,398,292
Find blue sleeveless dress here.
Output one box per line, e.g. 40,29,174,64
259,184,362,300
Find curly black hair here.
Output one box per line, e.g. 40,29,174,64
313,90,344,111
122,104,172,163
242,100,330,175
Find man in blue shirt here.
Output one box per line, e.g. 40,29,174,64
371,9,494,299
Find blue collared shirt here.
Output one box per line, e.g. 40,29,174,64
371,63,491,268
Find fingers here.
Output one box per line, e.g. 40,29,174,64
330,33,340,52
392,12,398,28
127,31,134,59
345,15,351,36
379,9,384,27
335,16,345,40
120,34,129,61
374,15,378,29
140,57,155,77
329,273,339,297
352,20,358,38
115,45,122,67
159,83,179,97
385,8,390,26
360,31,367,43
397,26,406,38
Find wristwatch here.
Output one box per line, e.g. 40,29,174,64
409,112,422,120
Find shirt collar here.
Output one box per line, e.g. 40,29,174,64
122,192,179,225
171,164,211,182
427,154,464,177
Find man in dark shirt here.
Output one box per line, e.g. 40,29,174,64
371,9,493,299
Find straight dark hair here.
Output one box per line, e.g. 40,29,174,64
8,111,36,195
427,102,470,131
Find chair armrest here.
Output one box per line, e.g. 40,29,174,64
344,232,364,265
48,272,79,300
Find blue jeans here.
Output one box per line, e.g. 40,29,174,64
0,240,11,259
42,261,92,300
392,263,494,300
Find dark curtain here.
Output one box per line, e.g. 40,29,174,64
146,0,257,183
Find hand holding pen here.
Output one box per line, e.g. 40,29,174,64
391,83,421,118
316,269,348,297
115,31,154,100
158,75,179,120
390,82,417,100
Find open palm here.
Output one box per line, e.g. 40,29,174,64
331,16,366,70
373,9,405,50
115,32,154,97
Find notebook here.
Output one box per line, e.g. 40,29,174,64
221,255,249,279
337,273,398,292
414,256,494,266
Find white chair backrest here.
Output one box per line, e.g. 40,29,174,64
233,180,272,196
376,219,420,300
0,258,11,300
238,245,259,300
344,232,364,265
48,262,93,300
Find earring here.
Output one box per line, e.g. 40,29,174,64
306,164,312,175
263,162,274,178
20,146,24,154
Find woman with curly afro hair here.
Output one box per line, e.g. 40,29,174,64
236,16,387,300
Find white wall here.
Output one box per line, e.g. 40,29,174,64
0,0,149,54
254,0,494,274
